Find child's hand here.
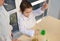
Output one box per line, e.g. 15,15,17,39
35,29,40,35
41,2,48,11
12,39,21,41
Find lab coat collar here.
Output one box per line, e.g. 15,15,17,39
0,5,8,16
21,13,32,20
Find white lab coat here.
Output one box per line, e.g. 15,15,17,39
0,6,12,41
18,7,44,37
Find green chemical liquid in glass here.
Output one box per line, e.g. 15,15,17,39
40,29,46,36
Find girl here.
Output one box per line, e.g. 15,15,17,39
18,0,48,37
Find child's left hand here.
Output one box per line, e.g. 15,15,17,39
41,2,48,11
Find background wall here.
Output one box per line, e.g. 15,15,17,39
47,0,60,19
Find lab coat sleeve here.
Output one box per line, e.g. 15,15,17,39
18,19,35,37
33,7,44,16
0,18,12,41
0,6,12,41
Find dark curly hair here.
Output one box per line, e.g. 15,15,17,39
20,0,32,13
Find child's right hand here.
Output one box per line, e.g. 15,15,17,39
35,29,40,35
12,39,21,41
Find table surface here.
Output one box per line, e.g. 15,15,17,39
18,16,60,41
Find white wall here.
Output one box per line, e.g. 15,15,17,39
47,0,60,19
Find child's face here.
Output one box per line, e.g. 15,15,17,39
23,7,33,17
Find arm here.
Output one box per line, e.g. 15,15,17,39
18,19,35,37
33,7,44,16
0,6,12,41
33,2,48,17
0,15,12,41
